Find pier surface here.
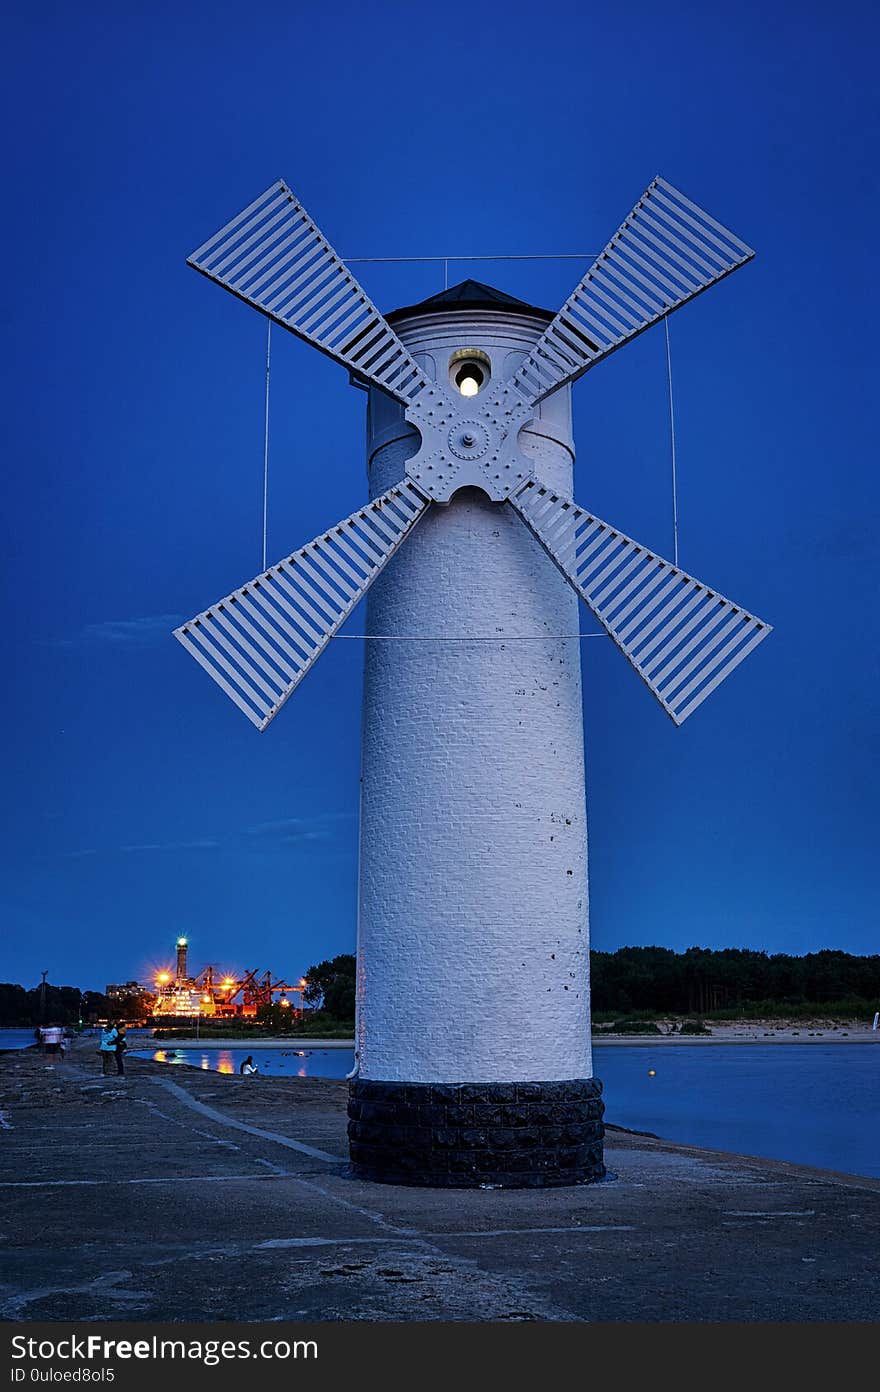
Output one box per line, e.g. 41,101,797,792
1,1042,878,1323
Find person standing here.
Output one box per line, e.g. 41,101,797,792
42,1024,63,1061
99,1024,119,1076
114,1024,127,1076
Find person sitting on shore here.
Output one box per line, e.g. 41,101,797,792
239,1055,259,1076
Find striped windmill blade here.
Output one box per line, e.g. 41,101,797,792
187,181,430,405
510,177,754,405
510,479,771,725
174,480,430,730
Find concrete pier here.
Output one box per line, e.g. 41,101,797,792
1,1040,878,1322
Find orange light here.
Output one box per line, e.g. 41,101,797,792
222,977,235,990
156,972,170,985
279,998,291,1008
202,995,211,1004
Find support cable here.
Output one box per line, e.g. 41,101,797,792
330,633,609,642
262,319,271,572
664,315,680,568
344,252,595,264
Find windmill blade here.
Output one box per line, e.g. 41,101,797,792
174,480,429,730
510,177,754,405
510,478,770,725
187,181,430,404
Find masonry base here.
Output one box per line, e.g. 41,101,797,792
347,1077,605,1188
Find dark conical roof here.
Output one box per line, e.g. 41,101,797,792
387,278,553,324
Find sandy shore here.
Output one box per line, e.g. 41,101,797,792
594,1031,879,1046
595,1020,878,1045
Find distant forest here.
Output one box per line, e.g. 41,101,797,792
1,947,879,1027
590,947,880,1017
0,983,139,1028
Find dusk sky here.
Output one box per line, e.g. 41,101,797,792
3,1,877,993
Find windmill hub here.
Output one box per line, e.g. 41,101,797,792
404,381,536,502
447,420,489,460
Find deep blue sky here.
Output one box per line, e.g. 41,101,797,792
3,1,877,992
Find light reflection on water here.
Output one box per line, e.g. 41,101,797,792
136,1046,353,1081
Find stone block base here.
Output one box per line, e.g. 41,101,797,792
347,1077,605,1188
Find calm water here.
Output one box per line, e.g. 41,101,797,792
0,1027,162,1051
0,1028,37,1050
594,1043,879,1179
133,1041,880,1179
132,1046,355,1080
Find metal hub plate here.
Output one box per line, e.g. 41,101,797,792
403,382,537,502
447,419,490,461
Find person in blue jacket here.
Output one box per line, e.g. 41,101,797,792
99,1023,119,1076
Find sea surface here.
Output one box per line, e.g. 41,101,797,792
134,1045,355,1081
130,1040,880,1179
592,1042,879,1180
0,1028,39,1050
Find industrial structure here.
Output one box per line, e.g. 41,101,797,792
151,936,305,1019
173,175,769,1187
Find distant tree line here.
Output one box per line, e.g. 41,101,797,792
4,948,878,1029
0,983,145,1027
301,955,356,1019
293,949,880,1019
590,947,880,1016
257,954,357,1033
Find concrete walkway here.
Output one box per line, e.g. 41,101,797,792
1,1042,877,1322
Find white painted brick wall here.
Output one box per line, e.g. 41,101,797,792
357,311,592,1083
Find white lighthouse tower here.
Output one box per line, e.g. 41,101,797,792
175,176,770,1187
351,283,602,1185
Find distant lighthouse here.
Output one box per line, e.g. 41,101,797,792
349,282,604,1188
